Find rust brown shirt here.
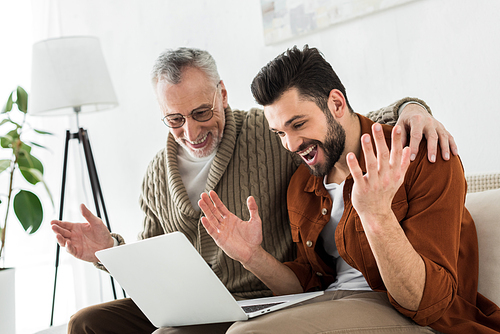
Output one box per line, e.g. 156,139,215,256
284,114,500,333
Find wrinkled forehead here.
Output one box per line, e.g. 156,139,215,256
156,70,215,114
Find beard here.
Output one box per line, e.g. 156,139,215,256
299,113,346,177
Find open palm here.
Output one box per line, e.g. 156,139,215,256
51,204,114,263
199,191,263,264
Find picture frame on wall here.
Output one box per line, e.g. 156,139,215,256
260,0,420,45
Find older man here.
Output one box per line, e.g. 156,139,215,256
51,47,455,334
199,46,500,333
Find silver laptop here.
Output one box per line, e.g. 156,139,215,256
95,232,323,327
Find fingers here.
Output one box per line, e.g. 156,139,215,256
448,134,459,156
393,126,412,177
51,219,75,248
200,216,218,237
50,219,75,231
348,125,409,181
51,221,72,239
80,203,101,225
207,190,232,218
54,232,68,247
246,196,261,223
399,124,409,148
372,123,391,172
198,193,221,227
401,147,412,175
419,122,439,162
346,152,364,184
390,125,404,167
408,120,425,162
435,129,458,161
199,194,220,238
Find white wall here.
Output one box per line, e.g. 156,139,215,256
3,0,499,332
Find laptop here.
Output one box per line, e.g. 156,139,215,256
95,231,323,327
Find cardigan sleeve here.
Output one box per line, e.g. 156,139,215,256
365,97,432,126
138,153,167,241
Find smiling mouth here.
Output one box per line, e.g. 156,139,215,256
186,133,209,149
297,144,318,164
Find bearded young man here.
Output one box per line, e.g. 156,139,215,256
52,47,457,334
198,46,500,333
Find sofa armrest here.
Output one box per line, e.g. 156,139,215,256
466,173,500,193
465,186,500,306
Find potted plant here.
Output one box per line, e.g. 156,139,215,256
0,86,52,333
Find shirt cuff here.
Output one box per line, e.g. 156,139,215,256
398,101,426,116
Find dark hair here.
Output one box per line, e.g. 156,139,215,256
251,45,352,113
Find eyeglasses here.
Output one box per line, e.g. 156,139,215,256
161,83,220,128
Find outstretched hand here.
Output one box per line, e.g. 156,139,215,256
199,190,263,265
50,204,114,263
346,124,411,226
397,103,458,162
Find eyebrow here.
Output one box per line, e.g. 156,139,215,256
269,114,307,132
166,103,212,116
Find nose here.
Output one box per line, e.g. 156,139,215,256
183,117,201,141
282,134,301,153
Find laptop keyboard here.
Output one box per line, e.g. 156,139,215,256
241,301,285,313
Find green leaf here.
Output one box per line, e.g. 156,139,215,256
0,159,11,174
9,120,21,128
0,130,18,148
0,136,11,149
0,119,11,127
16,86,28,113
19,167,43,184
28,141,47,150
13,190,43,234
33,129,53,135
18,152,43,184
18,141,32,155
2,92,14,113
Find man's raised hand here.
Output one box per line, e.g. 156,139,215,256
50,204,115,263
199,190,263,265
346,124,411,227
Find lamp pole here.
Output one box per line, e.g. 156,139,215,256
50,117,123,326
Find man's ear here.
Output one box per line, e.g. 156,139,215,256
220,80,229,108
327,89,348,119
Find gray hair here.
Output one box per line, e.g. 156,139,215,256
151,47,220,88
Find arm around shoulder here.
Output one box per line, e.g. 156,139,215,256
365,97,432,125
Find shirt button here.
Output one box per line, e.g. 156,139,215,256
306,240,313,247
316,272,323,276
321,208,328,215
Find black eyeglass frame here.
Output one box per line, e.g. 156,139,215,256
161,83,220,128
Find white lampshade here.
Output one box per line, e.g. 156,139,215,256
30,36,118,116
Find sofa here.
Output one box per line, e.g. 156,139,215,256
464,173,500,306
34,173,500,334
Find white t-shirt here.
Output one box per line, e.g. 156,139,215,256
320,178,372,291
176,146,216,209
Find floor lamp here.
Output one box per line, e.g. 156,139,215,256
30,36,122,326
